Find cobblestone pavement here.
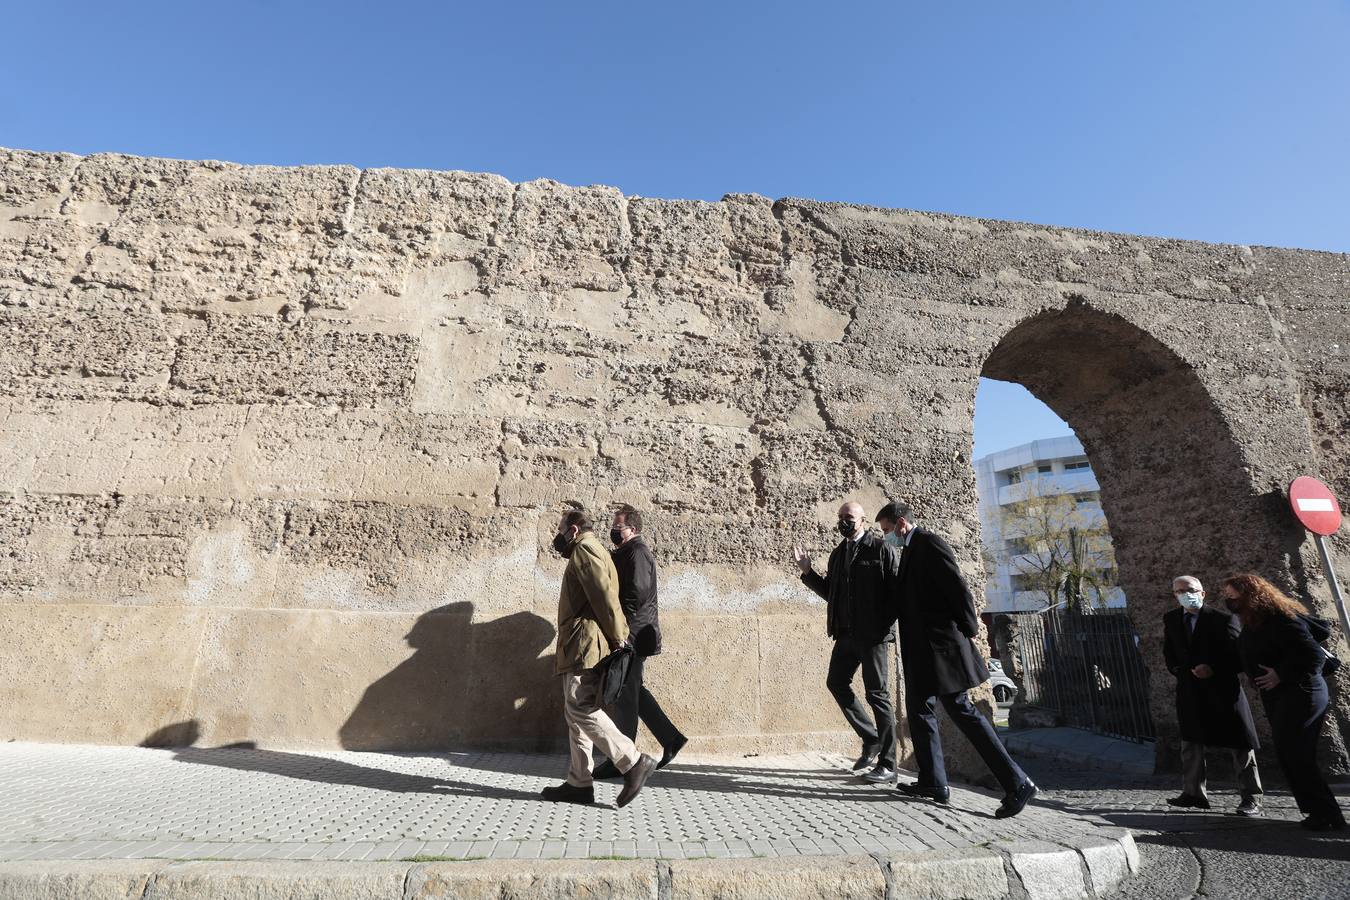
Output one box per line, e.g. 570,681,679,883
1018,758,1350,900
0,743,1117,864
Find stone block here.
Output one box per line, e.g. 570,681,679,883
144,861,406,900
0,604,206,744
0,860,159,900
639,614,760,737
757,614,860,735
667,855,885,900
992,840,1087,900
881,848,1009,899
410,859,658,900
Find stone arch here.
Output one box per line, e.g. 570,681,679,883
979,297,1311,765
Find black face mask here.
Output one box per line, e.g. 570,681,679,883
609,528,625,546
552,532,574,558
838,519,857,538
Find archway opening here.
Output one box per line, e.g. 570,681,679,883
976,300,1273,765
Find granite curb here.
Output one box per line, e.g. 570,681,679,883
0,830,1138,900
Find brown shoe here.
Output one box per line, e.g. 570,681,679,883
616,754,657,808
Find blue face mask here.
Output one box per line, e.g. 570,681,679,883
884,531,904,548
1176,591,1204,610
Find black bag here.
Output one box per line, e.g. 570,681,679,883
597,645,634,707
1298,613,1342,677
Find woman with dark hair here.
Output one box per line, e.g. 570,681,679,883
1220,574,1345,831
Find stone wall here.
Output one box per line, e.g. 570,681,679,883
1,147,1347,773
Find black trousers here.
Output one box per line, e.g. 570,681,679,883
906,687,1026,792
610,653,685,750
1264,682,1345,822
826,637,897,769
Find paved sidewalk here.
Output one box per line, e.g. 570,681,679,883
0,742,1114,863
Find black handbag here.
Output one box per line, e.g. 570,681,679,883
598,645,634,707
1298,613,1341,677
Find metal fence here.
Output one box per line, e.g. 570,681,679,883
1008,608,1155,742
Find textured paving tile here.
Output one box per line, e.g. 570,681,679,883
0,743,1145,861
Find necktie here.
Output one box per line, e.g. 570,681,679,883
1186,613,1197,638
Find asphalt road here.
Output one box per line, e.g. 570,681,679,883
1018,758,1350,899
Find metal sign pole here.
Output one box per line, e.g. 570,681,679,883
1314,533,1350,641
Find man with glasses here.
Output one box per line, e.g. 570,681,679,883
1163,575,1262,815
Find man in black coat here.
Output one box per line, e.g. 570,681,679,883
591,504,688,780
1163,575,1262,815
878,502,1036,818
795,501,902,784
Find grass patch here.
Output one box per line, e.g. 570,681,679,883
403,855,487,863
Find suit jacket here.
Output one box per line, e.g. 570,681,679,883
1238,613,1327,699
612,535,662,657
1162,605,1258,750
554,532,628,675
896,527,988,696
801,531,900,645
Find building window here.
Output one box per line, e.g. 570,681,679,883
1064,460,1091,471
1005,469,1022,485
1037,464,1053,474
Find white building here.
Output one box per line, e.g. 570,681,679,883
974,436,1126,614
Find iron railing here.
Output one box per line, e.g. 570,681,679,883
1008,608,1155,742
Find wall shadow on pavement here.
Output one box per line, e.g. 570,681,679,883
146,720,541,799
339,602,563,752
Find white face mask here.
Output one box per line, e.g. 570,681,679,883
884,531,903,548
1176,591,1204,610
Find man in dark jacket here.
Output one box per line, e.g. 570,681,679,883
794,501,902,784
1163,575,1262,815
879,501,1036,818
591,504,688,780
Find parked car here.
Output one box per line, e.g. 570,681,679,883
988,659,1016,704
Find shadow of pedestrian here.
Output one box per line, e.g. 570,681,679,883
338,602,563,752
146,721,541,799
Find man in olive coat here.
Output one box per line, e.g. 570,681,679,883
880,501,1036,818
541,507,656,807
1163,575,1262,815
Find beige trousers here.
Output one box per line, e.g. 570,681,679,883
562,669,639,787
1181,740,1263,801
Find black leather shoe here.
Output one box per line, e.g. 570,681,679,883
851,743,880,772
539,782,594,804
657,735,687,770
616,754,657,808
591,760,621,780
996,780,1038,818
861,765,897,784
895,781,950,804
1166,793,1211,810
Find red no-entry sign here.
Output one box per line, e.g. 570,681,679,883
1289,476,1343,536
1289,475,1349,643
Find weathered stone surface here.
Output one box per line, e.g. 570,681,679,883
0,860,158,900
144,861,406,900
668,856,885,900
0,146,1346,770
411,860,657,900
881,849,1009,899
993,841,1087,900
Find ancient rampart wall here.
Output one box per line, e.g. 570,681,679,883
1,148,1347,770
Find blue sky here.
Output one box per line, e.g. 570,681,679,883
4,2,1346,457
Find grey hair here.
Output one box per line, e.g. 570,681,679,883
1172,575,1203,591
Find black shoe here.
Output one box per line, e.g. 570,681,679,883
896,781,950,804
861,765,897,784
1166,793,1211,810
851,743,880,772
591,760,621,780
995,779,1038,819
539,782,595,804
1300,815,1347,831
616,754,657,808
1235,796,1261,817
657,735,687,770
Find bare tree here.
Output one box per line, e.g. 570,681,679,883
995,481,1117,613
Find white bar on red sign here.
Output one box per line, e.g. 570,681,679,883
1297,498,1336,512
